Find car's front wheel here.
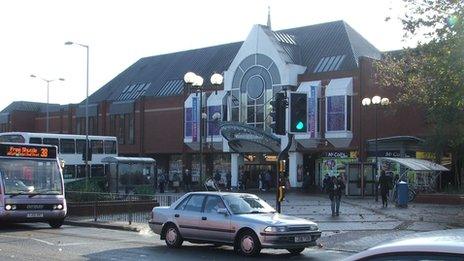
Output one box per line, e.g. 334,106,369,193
235,230,261,257
164,224,183,248
287,247,305,255
48,219,64,229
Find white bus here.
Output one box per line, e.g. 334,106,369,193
0,132,117,182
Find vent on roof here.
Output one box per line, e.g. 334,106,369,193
117,83,150,101
313,55,345,73
156,79,184,97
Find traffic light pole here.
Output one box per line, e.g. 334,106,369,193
276,132,293,213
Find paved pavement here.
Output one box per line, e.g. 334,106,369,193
66,191,464,253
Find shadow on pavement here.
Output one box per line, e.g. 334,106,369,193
84,244,328,260
0,222,52,232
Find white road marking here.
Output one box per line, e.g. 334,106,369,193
0,234,87,247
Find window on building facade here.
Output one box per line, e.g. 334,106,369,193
126,113,135,144
118,114,125,144
108,115,116,136
326,95,352,132
231,54,281,132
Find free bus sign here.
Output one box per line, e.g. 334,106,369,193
0,144,56,159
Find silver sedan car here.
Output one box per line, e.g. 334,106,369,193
149,192,321,256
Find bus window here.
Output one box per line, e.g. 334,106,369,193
63,165,76,179
60,139,76,154
0,134,25,143
104,140,117,154
76,140,86,154
29,137,42,144
91,164,105,177
43,138,60,151
91,140,104,154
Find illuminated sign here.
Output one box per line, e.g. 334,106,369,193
0,144,57,159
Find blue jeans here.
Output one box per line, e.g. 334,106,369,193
331,197,341,215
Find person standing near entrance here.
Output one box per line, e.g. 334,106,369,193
328,175,345,216
258,171,263,191
379,170,390,207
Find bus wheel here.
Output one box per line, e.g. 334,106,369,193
49,219,64,229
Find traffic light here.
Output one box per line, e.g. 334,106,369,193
270,92,287,135
289,92,308,133
278,185,286,202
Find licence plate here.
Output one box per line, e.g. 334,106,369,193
294,235,312,243
27,213,44,218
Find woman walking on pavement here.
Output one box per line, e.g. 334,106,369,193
379,170,390,207
328,175,345,217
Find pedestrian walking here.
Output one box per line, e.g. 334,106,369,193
322,174,330,192
328,175,345,216
239,169,245,190
158,172,166,193
258,171,263,191
379,170,390,207
172,173,180,193
214,170,222,188
183,169,192,192
226,171,231,190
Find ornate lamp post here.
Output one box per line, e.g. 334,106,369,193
184,72,223,185
30,74,65,132
362,96,390,201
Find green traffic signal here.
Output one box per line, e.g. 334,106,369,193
296,121,304,130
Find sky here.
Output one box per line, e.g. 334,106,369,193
0,0,412,111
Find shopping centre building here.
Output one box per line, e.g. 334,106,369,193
0,20,432,194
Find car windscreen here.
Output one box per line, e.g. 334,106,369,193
222,195,275,214
0,158,63,195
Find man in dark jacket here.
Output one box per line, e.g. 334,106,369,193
379,170,390,207
328,175,345,216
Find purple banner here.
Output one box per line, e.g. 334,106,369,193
192,97,198,142
308,86,317,138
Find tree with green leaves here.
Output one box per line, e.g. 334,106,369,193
375,0,464,188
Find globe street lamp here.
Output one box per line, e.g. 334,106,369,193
65,41,90,190
362,95,390,201
184,72,223,185
30,74,65,132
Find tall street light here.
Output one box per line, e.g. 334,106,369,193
362,95,390,201
65,41,90,190
30,74,65,132
184,72,223,185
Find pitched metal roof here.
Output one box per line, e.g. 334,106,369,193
86,20,381,104
1,101,64,113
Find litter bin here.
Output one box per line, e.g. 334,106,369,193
397,181,408,208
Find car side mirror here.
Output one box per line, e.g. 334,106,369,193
217,208,229,215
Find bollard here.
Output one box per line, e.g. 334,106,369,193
93,201,97,222
128,198,133,225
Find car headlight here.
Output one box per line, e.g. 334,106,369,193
264,226,287,233
53,204,63,210
5,204,12,211
309,225,318,231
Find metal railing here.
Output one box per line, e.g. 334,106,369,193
65,191,182,225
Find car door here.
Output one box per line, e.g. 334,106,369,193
198,195,233,243
175,194,206,240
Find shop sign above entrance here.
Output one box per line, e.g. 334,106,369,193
322,151,358,158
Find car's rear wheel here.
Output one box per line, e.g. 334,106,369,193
235,230,261,257
49,219,64,229
164,224,183,248
287,247,305,255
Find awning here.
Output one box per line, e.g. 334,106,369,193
220,122,280,153
381,157,449,172
101,156,155,164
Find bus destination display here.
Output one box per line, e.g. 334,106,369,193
0,144,57,159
